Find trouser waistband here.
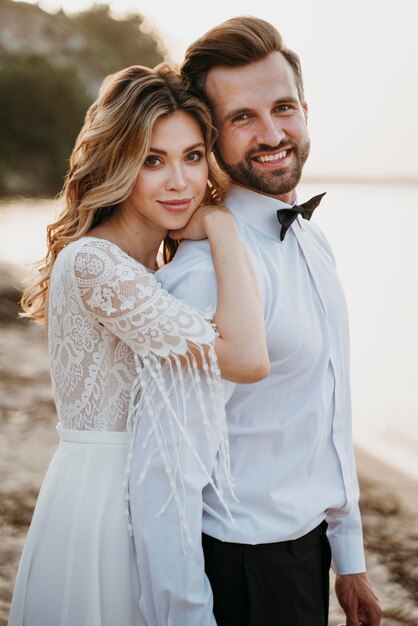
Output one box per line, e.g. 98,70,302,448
202,520,328,552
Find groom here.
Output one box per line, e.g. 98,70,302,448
131,16,382,626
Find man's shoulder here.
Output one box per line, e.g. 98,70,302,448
156,239,217,313
175,238,213,263
304,219,336,263
159,239,214,280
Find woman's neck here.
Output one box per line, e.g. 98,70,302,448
111,213,163,269
89,210,165,271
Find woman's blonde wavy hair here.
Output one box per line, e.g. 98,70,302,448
21,63,228,324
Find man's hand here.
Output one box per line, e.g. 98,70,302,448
335,572,382,626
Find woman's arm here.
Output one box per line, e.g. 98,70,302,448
170,204,269,383
129,208,269,625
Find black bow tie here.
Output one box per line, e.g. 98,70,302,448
276,192,326,241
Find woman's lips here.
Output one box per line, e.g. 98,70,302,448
157,199,192,212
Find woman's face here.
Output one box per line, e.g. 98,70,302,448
124,111,209,233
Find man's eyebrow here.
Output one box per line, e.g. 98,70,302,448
222,98,301,123
148,142,205,155
222,108,252,124
273,97,300,106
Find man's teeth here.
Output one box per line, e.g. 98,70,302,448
257,150,287,163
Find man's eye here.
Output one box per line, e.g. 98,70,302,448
275,104,291,112
144,155,161,167
233,113,250,123
186,151,204,162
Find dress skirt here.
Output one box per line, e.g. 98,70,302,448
8,427,146,626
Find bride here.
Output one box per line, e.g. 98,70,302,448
8,63,269,625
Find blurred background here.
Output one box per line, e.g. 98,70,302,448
0,1,417,624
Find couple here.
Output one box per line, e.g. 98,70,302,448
9,16,381,626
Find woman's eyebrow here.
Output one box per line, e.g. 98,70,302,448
148,142,205,155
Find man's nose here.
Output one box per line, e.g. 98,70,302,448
256,116,284,147
166,164,187,191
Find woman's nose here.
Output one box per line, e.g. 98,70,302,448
166,164,187,191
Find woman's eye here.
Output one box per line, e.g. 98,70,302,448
144,155,161,167
186,151,204,162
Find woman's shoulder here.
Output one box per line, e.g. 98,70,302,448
55,237,158,297
58,236,129,260
57,237,149,276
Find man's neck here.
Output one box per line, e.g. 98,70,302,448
230,180,296,205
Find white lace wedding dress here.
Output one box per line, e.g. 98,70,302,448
8,237,230,626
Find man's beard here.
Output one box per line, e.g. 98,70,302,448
216,140,310,197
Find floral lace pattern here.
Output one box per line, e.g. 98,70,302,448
48,237,217,431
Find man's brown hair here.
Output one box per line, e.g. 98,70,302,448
181,16,304,103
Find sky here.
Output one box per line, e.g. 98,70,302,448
13,0,418,182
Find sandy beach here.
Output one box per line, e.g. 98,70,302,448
0,264,417,626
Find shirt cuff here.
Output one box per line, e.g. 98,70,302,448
328,530,366,574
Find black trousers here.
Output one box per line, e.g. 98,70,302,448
202,522,331,626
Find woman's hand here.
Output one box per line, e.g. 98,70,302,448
169,202,232,241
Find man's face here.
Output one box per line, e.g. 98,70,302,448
205,52,310,204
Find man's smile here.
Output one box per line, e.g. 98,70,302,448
252,149,289,163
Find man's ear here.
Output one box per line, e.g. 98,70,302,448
302,100,308,121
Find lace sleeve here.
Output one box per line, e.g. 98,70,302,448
73,239,217,356
73,239,233,543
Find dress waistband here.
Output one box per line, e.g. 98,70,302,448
57,426,129,445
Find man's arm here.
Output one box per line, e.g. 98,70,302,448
312,222,382,624
326,498,365,575
326,467,382,625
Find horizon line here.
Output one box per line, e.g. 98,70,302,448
301,176,418,186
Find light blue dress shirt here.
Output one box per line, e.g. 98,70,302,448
130,184,366,625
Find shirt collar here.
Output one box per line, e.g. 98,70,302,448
224,184,303,240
